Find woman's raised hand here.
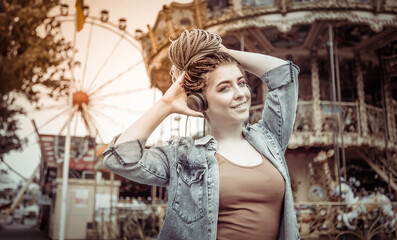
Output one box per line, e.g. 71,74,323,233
219,44,229,54
161,72,204,118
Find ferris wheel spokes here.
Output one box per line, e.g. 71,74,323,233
72,110,81,136
89,107,120,128
80,103,97,137
83,33,126,92
90,103,144,115
20,106,71,146
58,105,79,135
87,60,143,97
90,87,148,101
35,107,70,133
80,21,95,92
81,103,104,143
34,7,143,145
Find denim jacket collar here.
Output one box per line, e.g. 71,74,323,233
194,134,217,151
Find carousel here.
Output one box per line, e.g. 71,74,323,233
135,0,397,239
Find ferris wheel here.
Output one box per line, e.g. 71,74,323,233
29,3,151,144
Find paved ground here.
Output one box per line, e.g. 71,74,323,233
0,219,158,240
0,219,49,240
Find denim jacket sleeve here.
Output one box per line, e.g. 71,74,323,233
102,134,175,187
258,61,299,153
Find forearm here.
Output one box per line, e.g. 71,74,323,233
226,49,287,77
115,99,172,145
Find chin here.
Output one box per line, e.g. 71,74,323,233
241,115,250,124
242,115,249,123
235,112,250,123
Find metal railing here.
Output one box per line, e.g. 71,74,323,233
91,200,396,240
294,101,314,132
320,101,360,134
248,100,396,146
366,104,386,139
296,201,397,240
250,100,365,135
93,203,167,240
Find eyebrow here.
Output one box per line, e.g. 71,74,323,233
215,76,245,88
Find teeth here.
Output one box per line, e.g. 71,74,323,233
232,102,246,109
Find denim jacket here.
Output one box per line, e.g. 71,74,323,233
103,62,300,240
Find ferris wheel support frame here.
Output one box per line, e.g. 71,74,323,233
56,10,144,240
24,8,147,239
59,19,77,240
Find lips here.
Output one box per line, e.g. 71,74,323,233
231,102,247,109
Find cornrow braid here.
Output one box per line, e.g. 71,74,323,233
168,29,244,95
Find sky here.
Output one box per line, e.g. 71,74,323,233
2,0,196,182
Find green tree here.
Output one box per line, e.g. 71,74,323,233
0,0,71,160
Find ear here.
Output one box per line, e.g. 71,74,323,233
246,84,252,95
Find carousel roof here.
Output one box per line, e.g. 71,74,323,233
134,0,397,93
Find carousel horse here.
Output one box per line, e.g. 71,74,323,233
334,185,396,230
313,150,397,230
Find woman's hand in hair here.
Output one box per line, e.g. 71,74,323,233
219,44,229,54
161,72,204,118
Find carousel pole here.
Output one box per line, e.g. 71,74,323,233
377,52,395,239
327,23,342,200
334,31,347,182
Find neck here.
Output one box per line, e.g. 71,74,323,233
209,121,244,143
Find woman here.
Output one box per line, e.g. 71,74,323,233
103,29,300,240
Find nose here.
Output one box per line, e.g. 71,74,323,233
233,86,245,100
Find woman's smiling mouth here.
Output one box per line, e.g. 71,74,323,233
231,102,247,109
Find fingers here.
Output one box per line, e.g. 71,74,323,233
169,71,204,118
219,44,229,53
185,108,204,118
175,71,186,84
165,71,186,98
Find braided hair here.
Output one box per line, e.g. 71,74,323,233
168,29,244,95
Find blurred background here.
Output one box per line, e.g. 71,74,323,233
0,0,396,239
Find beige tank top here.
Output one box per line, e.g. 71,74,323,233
215,153,285,240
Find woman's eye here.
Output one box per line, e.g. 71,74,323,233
219,86,229,92
217,84,230,92
238,80,247,86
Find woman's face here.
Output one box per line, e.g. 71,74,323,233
204,64,251,125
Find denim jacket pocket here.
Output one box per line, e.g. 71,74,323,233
172,162,206,224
